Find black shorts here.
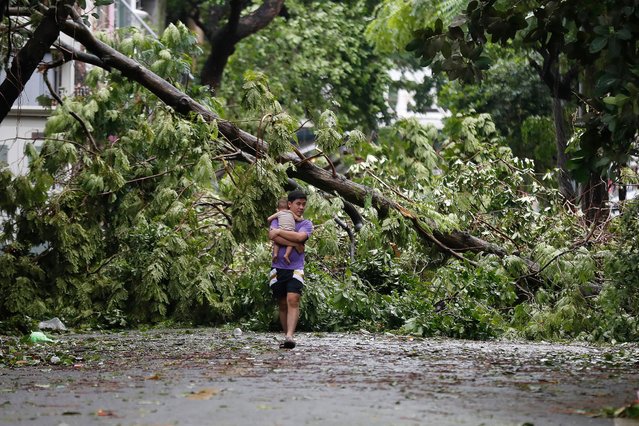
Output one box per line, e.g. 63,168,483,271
270,268,304,299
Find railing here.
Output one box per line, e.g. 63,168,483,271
116,0,158,39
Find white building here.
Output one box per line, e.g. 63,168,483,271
0,0,158,175
0,51,75,175
388,68,449,129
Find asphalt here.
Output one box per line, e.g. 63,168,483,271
1,329,638,425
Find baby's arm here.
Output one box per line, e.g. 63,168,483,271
291,211,303,222
266,211,279,223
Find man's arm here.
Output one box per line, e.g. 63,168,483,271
270,235,305,254
269,228,308,243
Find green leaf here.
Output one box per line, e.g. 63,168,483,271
475,55,491,70
595,74,619,93
615,28,632,40
448,26,465,40
589,37,608,53
603,94,629,106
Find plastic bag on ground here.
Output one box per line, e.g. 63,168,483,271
38,317,67,331
29,331,56,343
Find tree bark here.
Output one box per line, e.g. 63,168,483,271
551,96,577,202
581,172,608,223
531,38,577,203
0,0,75,122
0,0,9,21
578,65,609,223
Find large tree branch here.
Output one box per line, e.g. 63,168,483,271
51,41,109,70
0,0,75,122
236,0,284,39
59,17,539,274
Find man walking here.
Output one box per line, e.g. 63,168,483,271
268,190,313,349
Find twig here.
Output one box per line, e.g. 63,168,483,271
98,163,194,196
42,68,100,153
334,216,355,261
88,252,120,275
364,168,414,204
471,211,521,250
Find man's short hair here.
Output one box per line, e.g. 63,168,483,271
288,190,307,202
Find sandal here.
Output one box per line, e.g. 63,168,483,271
280,337,296,349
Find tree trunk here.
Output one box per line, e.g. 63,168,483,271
580,172,608,224
551,96,576,202
578,65,609,223
0,0,75,122
198,0,285,89
200,36,235,90
0,0,10,21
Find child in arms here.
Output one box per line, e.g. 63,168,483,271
267,197,303,264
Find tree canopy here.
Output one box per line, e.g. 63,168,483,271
375,0,639,219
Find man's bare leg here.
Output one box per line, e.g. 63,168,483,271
278,296,288,334
278,293,299,349
285,292,300,342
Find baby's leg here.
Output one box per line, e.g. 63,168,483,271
284,245,293,264
272,242,281,261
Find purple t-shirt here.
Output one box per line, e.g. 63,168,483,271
270,218,313,270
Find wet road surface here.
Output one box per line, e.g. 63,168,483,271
1,329,638,425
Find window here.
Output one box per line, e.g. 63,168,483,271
0,144,8,166
0,53,58,108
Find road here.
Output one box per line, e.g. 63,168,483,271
1,329,638,425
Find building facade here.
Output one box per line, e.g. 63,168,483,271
0,0,158,175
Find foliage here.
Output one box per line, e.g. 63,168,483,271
366,0,466,54
595,200,639,342
438,48,556,171
220,0,393,132
0,24,236,327
402,0,639,184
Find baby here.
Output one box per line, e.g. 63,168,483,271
267,197,303,264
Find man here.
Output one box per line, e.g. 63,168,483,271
268,190,313,349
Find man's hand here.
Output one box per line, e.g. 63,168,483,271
269,228,281,240
269,226,309,255
271,235,305,253
271,228,308,243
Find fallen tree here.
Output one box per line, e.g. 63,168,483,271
0,4,539,280
58,17,520,260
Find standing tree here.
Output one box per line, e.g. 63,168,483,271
369,0,639,222
167,0,392,132
220,0,393,131
167,0,286,90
